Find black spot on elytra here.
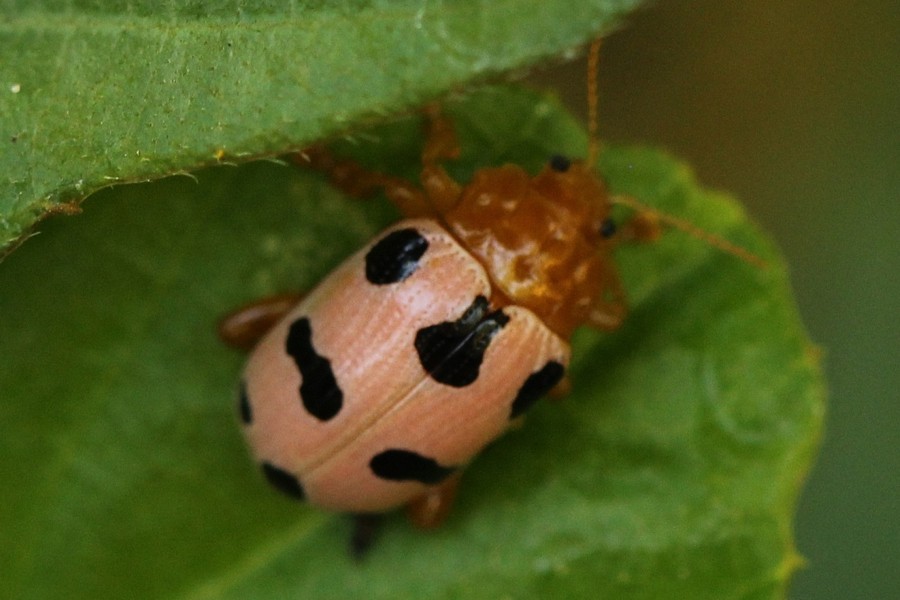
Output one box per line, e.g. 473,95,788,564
285,317,343,421
365,228,429,285
414,296,510,387
369,449,456,484
238,380,252,424
510,361,566,419
261,462,305,500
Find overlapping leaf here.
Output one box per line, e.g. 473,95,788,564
0,0,642,251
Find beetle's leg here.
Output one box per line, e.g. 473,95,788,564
586,206,662,332
217,293,304,350
617,207,662,243
587,264,628,332
421,103,460,164
547,374,572,400
405,473,462,529
293,104,464,219
349,513,383,561
419,103,462,214
293,146,436,219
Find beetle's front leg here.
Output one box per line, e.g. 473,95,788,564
419,103,463,214
293,145,435,218
293,104,466,219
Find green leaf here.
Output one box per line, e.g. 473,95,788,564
0,0,642,252
0,86,822,599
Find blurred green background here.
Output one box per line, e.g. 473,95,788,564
534,1,898,597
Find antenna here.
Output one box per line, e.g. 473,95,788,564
585,37,767,268
586,38,602,168
612,194,768,268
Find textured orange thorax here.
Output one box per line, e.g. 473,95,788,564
444,161,614,338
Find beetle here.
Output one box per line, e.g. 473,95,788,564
218,40,762,555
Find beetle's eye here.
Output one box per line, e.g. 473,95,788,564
549,154,571,172
599,218,616,239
